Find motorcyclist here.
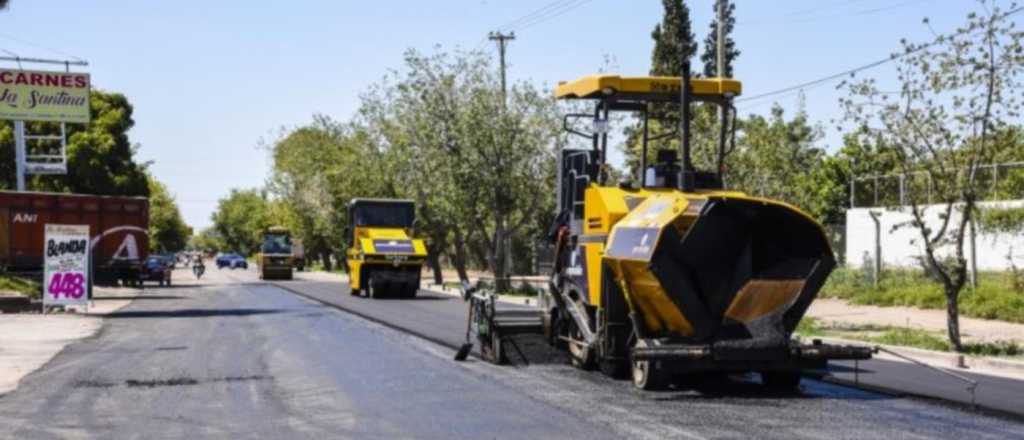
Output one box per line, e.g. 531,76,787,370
192,253,206,279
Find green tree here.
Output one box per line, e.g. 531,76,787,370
148,176,190,253
622,0,710,181
650,0,698,76
0,90,150,196
358,49,561,289
211,188,273,256
839,1,1024,350
727,104,825,210
701,0,740,78
266,116,381,270
189,228,225,253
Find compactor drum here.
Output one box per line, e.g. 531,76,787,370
545,71,871,390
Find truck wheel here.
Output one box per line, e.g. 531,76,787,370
350,288,361,297
762,371,802,391
599,358,630,380
483,331,506,365
568,325,595,370
368,277,380,299
404,284,418,299
631,339,666,391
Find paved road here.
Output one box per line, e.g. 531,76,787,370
0,268,1021,439
266,272,1024,419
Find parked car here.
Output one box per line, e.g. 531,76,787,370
140,256,173,286
156,253,177,269
216,253,248,270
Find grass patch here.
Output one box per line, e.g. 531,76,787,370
859,328,951,352
795,316,827,337
821,268,1024,323
0,273,42,300
961,340,1023,357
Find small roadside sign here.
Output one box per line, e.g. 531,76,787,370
42,224,90,309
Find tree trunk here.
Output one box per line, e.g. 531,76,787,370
320,250,333,272
452,229,470,282
945,287,963,352
493,221,510,292
427,250,443,285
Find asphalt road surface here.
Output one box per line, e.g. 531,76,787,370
1,267,1022,439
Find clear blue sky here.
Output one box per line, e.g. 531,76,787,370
0,0,983,229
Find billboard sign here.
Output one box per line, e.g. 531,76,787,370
0,68,91,123
25,161,67,175
43,224,90,307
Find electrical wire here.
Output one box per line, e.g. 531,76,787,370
513,0,595,32
790,0,936,24
736,5,1024,104
496,0,578,33
0,31,85,62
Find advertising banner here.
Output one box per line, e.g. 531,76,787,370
43,224,90,307
0,68,91,123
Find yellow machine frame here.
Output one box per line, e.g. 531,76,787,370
345,198,427,299
544,69,868,389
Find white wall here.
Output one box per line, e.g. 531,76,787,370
846,200,1024,270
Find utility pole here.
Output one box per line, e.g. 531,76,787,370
488,31,515,102
716,0,725,78
14,120,25,191
715,0,729,179
488,30,515,284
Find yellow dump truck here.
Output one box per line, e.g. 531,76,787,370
345,199,427,299
258,226,294,280
538,69,870,390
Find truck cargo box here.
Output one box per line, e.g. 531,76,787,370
0,190,149,284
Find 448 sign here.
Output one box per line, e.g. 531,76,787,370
48,272,87,299
42,224,91,307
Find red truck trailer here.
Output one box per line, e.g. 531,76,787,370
0,190,150,286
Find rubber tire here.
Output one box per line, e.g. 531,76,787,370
368,276,381,299
405,284,418,299
599,358,630,380
631,340,666,391
484,331,506,365
762,371,802,391
568,325,596,370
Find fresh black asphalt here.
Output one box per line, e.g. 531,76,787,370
1,268,1021,439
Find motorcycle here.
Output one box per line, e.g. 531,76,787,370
193,260,206,279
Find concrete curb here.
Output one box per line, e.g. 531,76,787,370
422,284,541,307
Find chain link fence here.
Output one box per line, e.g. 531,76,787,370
851,162,1024,208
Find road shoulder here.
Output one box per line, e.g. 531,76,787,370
0,286,137,395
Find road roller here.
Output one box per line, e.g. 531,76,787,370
541,64,871,390
345,198,427,299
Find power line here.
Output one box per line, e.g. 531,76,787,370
790,0,935,24
467,0,594,54
496,0,577,33
744,0,930,27
515,0,595,32
783,0,872,18
736,5,1024,104
0,31,85,62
